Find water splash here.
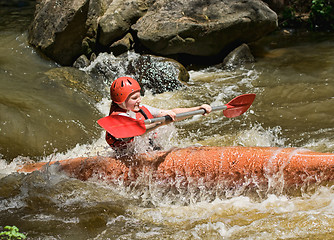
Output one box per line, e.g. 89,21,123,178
236,124,286,147
126,188,334,239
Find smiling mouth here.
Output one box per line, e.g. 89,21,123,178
133,105,140,111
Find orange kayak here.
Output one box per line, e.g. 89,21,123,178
18,146,334,189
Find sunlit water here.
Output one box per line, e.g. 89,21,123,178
1,4,334,239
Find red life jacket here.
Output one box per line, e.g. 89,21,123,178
105,103,153,149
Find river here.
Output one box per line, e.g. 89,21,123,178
1,3,334,240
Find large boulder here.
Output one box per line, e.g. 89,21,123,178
28,0,112,66
132,0,278,56
28,0,277,66
28,0,89,65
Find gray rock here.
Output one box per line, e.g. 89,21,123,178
28,0,277,66
73,54,91,68
28,0,112,66
82,52,188,94
128,54,188,94
110,33,134,56
98,0,152,46
28,0,90,66
222,43,255,67
132,0,277,56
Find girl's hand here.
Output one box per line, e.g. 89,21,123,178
200,104,212,115
160,110,177,121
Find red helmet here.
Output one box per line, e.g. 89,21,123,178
110,77,141,104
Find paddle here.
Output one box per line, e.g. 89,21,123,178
97,93,256,138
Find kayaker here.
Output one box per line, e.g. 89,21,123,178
105,76,212,152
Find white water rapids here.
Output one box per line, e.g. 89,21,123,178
1,4,334,239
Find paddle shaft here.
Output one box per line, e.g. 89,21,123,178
97,93,255,138
144,105,227,124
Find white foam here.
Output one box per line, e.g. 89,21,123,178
0,158,20,177
236,124,286,147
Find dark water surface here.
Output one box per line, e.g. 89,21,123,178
1,4,334,240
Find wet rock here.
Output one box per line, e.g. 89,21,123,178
222,43,255,67
90,52,97,62
28,0,112,66
28,0,90,66
82,52,188,94
132,0,277,56
98,0,152,46
110,33,134,56
127,54,188,94
73,54,91,69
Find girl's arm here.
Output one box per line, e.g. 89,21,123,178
144,104,212,133
158,104,212,121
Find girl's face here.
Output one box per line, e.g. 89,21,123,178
124,91,141,112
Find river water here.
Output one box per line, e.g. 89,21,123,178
1,3,334,240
